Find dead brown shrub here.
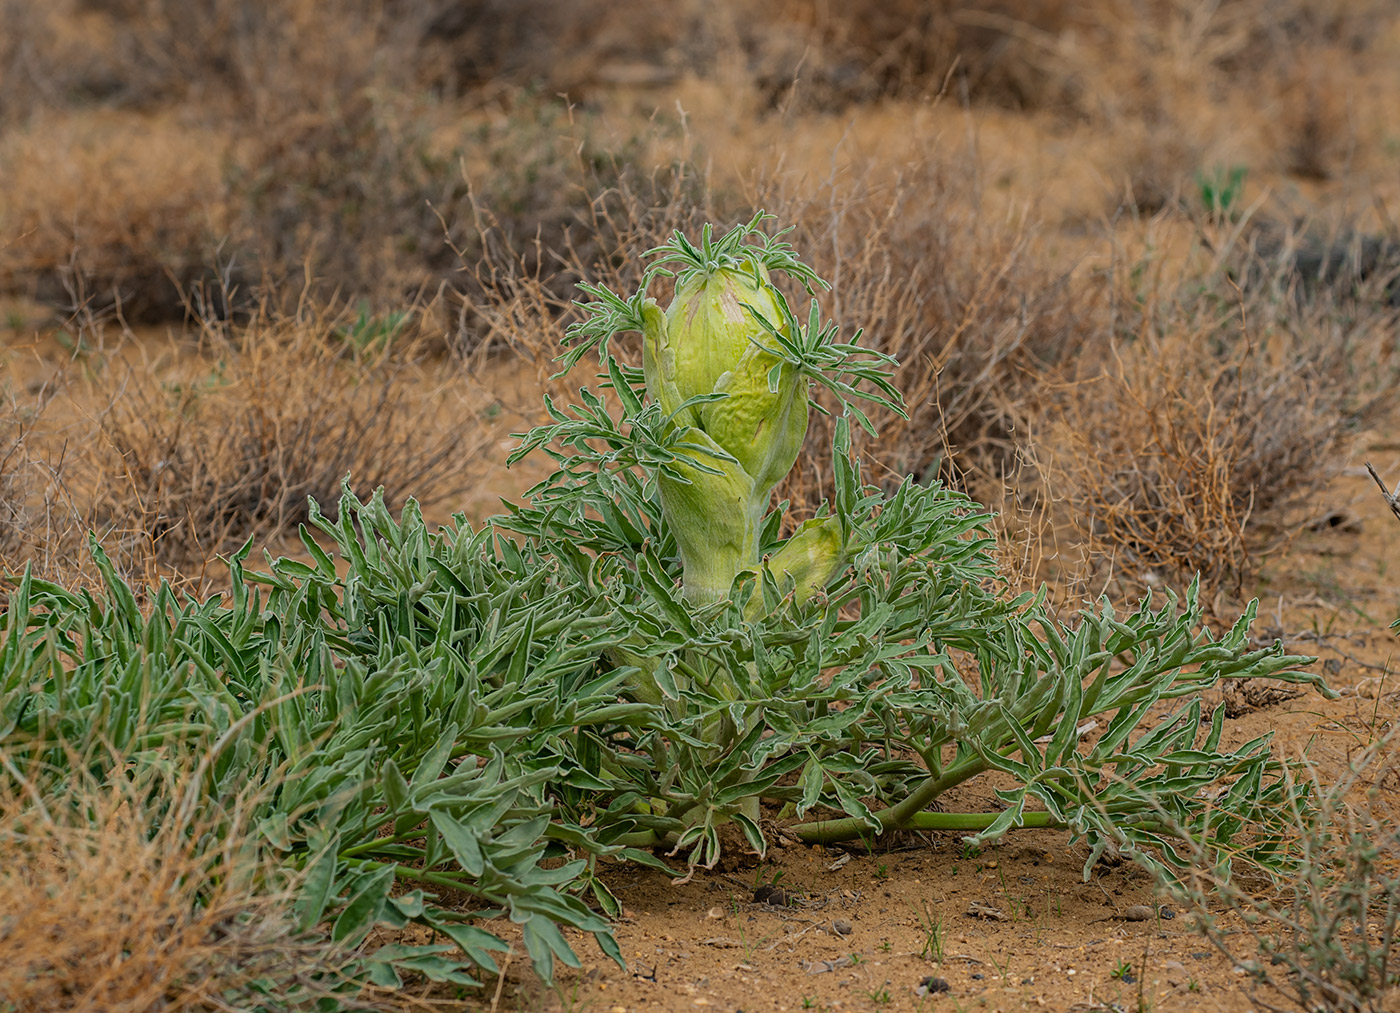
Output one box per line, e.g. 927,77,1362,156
0,16,653,321
1033,243,1397,596
454,158,734,377
0,770,338,1013
745,0,1097,113
0,111,234,322
1273,48,1357,181
82,304,485,571
410,0,696,97
0,371,97,593
756,154,1099,514
741,0,1396,118
0,391,26,559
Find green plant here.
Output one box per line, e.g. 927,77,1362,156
910,900,944,963
1196,165,1248,220
754,865,787,891
1170,728,1400,1012
1,215,1339,1002
0,519,636,997
1111,959,1133,981
509,213,1332,871
334,302,412,352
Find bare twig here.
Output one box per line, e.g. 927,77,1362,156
489,948,512,1013
1366,461,1400,523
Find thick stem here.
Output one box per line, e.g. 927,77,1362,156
790,807,1061,845
904,811,1061,832
675,499,765,605
788,755,990,844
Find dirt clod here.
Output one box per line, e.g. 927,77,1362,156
917,975,951,995
752,884,793,906
966,900,1009,920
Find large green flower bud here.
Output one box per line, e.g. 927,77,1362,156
644,258,818,604
665,263,786,405
742,516,848,621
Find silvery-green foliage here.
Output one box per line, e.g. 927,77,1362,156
1,216,1335,1002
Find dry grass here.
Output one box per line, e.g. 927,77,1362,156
753,154,1099,515
0,770,339,1013
456,160,730,372
0,109,233,321
0,372,94,591
1171,728,1400,1013
79,303,486,572
1032,232,1398,596
0,391,26,559
4,0,1397,320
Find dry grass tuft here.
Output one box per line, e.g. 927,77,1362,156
1033,238,1397,596
756,153,1098,513
0,386,26,551
455,159,733,380
1272,47,1357,182
746,0,1097,113
0,375,95,592
0,110,233,321
82,303,486,571
1172,727,1400,1013
0,771,338,1013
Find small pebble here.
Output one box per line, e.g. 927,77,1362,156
707,906,725,919
833,919,853,936
1123,904,1156,921
918,976,951,994
971,973,984,980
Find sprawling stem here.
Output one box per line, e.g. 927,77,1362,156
789,756,990,845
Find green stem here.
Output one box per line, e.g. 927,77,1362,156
342,856,481,894
342,830,425,858
676,509,763,605
611,829,666,849
904,811,1062,832
788,755,990,844
791,807,1061,845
